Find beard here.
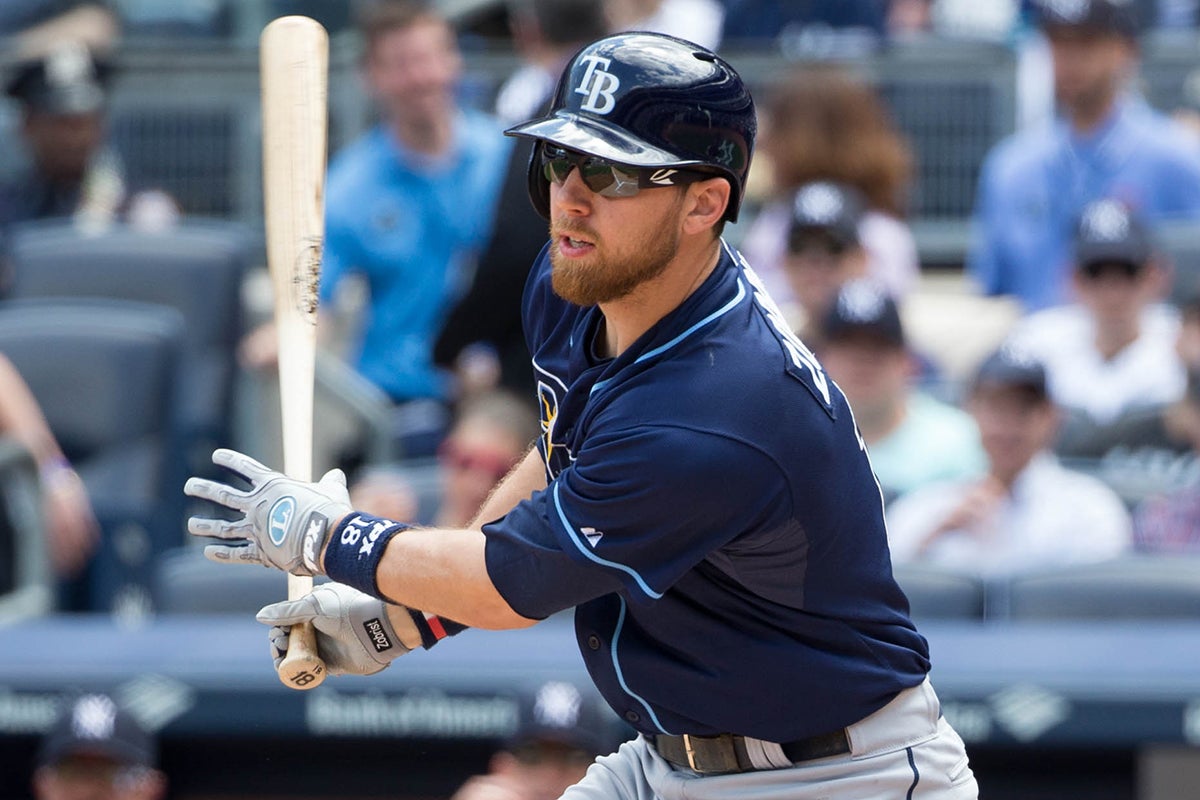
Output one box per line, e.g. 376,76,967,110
548,199,682,306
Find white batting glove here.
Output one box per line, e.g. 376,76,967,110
185,448,353,575
258,583,416,676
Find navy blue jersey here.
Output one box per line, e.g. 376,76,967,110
483,241,929,741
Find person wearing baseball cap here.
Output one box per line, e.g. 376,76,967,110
1006,198,1184,431
780,180,870,345
967,0,1200,310
885,343,1132,575
451,681,616,800
0,41,125,231
818,280,985,503
32,693,166,800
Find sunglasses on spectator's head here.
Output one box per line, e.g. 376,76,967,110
540,144,707,198
437,440,516,483
1079,260,1142,281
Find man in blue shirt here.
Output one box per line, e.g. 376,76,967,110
969,0,1200,310
240,0,510,455
189,31,978,800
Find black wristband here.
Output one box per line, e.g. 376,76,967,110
406,608,469,650
323,513,409,599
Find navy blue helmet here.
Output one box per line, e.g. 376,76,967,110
505,31,757,223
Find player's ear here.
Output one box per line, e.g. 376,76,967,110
681,177,730,236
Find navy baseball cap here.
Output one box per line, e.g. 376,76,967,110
37,694,157,768
787,181,864,252
1073,199,1152,270
1034,0,1141,39
822,280,905,348
506,681,612,757
4,43,111,115
972,344,1049,399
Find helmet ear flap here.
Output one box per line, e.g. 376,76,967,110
526,140,551,221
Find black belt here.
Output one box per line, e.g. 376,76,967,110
653,729,851,775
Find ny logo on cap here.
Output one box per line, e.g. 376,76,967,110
1080,199,1130,242
533,681,583,728
575,54,620,115
72,695,118,741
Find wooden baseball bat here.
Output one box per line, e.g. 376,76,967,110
261,14,328,691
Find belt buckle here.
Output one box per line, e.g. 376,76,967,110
682,734,700,771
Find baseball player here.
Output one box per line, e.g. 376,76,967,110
187,32,978,799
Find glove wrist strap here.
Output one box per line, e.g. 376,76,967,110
323,513,409,598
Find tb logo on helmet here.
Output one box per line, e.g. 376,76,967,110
574,54,620,115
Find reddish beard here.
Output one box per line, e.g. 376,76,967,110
548,206,681,306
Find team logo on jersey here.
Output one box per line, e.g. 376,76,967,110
268,496,296,546
574,54,620,114
537,380,561,467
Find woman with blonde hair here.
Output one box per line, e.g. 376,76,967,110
740,63,919,310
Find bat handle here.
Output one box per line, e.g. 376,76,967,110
278,620,327,690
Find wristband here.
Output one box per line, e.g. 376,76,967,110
406,608,469,650
322,513,409,599
39,456,76,488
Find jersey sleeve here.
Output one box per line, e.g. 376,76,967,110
485,422,791,620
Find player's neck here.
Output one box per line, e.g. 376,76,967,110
854,397,907,444
1094,316,1140,360
598,237,722,358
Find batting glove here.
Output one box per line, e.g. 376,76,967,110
258,583,416,676
185,448,352,575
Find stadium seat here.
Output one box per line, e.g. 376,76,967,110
892,563,987,621
152,545,329,615
0,437,53,622
6,217,257,481
0,298,187,615
1006,556,1200,620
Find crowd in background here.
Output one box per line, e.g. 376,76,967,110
5,0,1200,793
2,0,1200,604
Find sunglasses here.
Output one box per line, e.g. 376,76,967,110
437,440,517,483
1079,260,1142,281
540,144,706,198
787,230,850,258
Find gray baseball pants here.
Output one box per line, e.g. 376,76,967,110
560,678,978,800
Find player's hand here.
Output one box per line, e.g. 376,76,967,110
258,583,417,676
184,448,352,575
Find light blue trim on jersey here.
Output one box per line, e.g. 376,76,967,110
551,483,664,600
589,276,748,397
612,597,672,734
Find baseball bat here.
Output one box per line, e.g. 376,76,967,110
261,14,328,691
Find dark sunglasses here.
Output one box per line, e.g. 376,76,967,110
540,144,706,198
787,230,849,258
1079,260,1142,282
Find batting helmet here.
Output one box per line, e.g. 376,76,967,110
505,31,757,223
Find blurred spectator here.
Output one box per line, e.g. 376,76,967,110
1156,0,1199,27
818,281,985,503
968,0,1200,311
1055,288,1200,476
351,388,540,527
32,693,166,800
0,1,118,53
450,681,616,800
0,353,98,582
720,0,887,55
739,64,918,310
434,0,609,397
605,0,724,50
886,344,1132,575
1,42,151,236
1132,373,1200,552
776,181,871,345
1007,199,1184,428
240,0,511,459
